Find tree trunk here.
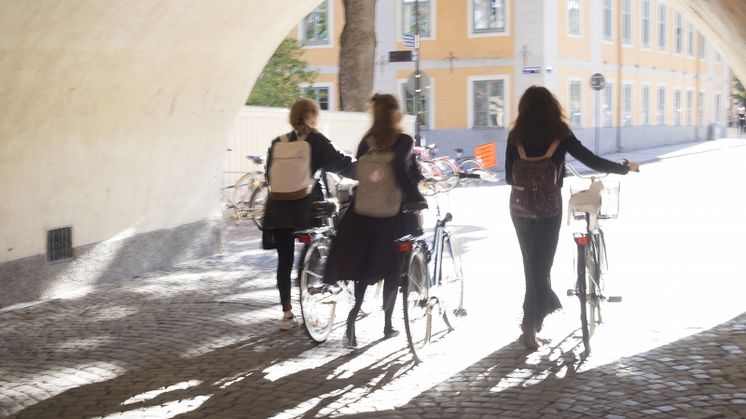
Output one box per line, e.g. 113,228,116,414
339,0,376,112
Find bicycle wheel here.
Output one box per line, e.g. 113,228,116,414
586,232,603,333
402,245,432,363
417,161,439,196
298,238,336,343
434,159,459,191
575,242,591,353
249,181,269,230
232,172,257,220
457,159,485,187
439,230,466,330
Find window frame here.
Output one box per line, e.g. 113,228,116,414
468,0,510,38
299,0,333,48
603,0,613,42
687,23,694,57
641,84,651,125
673,88,682,126
602,81,614,127
399,0,436,41
467,74,510,129
686,89,694,125
569,78,583,127
398,77,436,130
674,12,683,54
621,0,632,45
622,82,633,126
657,2,667,51
567,0,583,37
641,0,651,49
299,82,334,111
656,85,667,125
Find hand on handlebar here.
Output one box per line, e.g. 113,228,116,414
621,159,640,172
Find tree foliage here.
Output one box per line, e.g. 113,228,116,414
246,38,317,108
734,77,746,108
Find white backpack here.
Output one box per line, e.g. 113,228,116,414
268,133,313,200
354,137,403,218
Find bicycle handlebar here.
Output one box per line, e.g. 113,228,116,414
565,160,631,179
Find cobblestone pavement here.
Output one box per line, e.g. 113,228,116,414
2,140,746,418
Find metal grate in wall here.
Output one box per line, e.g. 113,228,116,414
47,227,73,262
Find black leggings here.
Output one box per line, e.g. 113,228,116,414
511,212,563,332
348,273,400,331
272,229,296,312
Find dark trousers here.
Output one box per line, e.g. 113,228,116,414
511,212,563,332
272,228,296,312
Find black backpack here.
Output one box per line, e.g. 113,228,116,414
509,140,561,218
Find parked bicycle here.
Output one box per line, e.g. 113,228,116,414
395,172,479,363
565,162,628,354
294,174,382,342
414,144,460,194
222,155,268,229
453,148,485,186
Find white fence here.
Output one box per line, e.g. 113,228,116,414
223,106,415,187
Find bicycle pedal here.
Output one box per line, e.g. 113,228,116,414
566,289,576,297
608,296,622,303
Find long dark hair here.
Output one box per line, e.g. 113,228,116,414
362,93,402,151
507,86,571,148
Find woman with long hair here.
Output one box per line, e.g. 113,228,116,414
263,98,354,330
505,86,639,350
323,93,425,348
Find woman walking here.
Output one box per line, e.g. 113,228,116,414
505,86,639,350
263,98,354,330
323,94,426,348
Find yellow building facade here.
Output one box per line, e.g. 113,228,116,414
291,0,731,168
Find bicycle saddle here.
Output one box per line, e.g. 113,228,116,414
310,200,336,219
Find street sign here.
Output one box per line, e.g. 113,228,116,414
521,66,542,74
406,71,431,95
388,50,413,62
402,33,418,48
591,73,606,90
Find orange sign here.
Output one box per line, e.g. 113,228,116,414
473,142,498,169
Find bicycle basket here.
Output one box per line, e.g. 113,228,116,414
569,180,620,220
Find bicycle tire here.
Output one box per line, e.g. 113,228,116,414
298,238,336,343
232,172,258,221
457,159,485,187
249,182,269,230
439,230,466,330
402,245,432,363
417,161,439,196
576,242,591,353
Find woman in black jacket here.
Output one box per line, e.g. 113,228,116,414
263,98,354,330
323,94,425,348
505,86,639,350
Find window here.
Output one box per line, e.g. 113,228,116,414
603,0,613,41
698,91,705,126
472,79,505,128
686,90,693,125
687,23,694,56
300,86,331,110
569,80,582,126
657,86,666,125
641,85,650,125
716,51,722,63
623,84,633,126
715,93,721,123
472,0,506,34
673,89,682,125
622,0,632,44
674,12,683,54
641,0,650,48
699,34,706,59
602,83,613,127
402,83,431,129
402,0,432,37
301,1,329,46
657,3,667,51
568,0,582,35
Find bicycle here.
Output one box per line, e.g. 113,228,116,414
222,155,268,229
453,147,485,186
395,172,479,363
414,144,460,194
294,175,382,343
565,162,626,354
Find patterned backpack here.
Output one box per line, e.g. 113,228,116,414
509,139,561,218
354,137,403,218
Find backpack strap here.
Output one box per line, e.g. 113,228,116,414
517,139,560,161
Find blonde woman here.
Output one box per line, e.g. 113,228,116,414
263,98,354,330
